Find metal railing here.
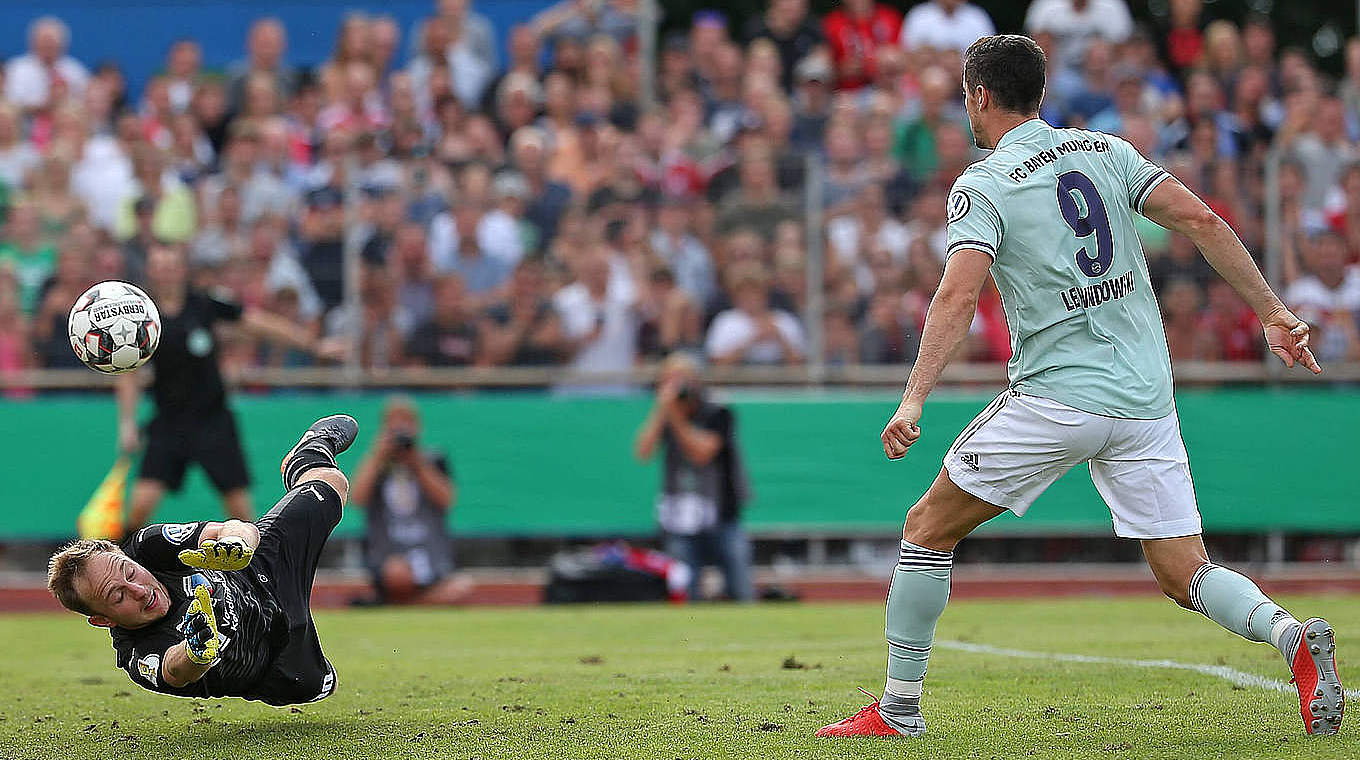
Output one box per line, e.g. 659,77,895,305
1263,147,1286,384
3,360,1357,392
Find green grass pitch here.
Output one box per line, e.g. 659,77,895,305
0,595,1356,760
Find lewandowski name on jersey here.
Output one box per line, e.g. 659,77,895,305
1059,270,1137,312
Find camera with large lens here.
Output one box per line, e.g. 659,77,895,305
676,382,702,404
392,429,416,451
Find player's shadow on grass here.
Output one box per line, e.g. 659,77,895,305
170,716,421,750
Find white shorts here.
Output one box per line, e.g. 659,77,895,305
943,391,1202,539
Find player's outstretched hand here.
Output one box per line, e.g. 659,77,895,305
881,402,923,461
1262,309,1322,374
183,585,220,665
179,537,254,571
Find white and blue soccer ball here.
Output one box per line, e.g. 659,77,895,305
67,281,162,374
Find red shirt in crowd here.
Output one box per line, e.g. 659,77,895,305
1201,283,1260,361
1165,26,1203,72
823,3,903,91
1199,309,1259,361
974,283,1012,363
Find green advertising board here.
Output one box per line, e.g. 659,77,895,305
2,389,1355,540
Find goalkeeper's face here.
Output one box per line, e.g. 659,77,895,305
77,552,172,629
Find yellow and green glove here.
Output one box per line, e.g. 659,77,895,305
178,537,254,571
183,584,220,665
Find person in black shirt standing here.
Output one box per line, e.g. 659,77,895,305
742,0,827,92
633,353,753,601
117,243,343,533
46,415,358,705
404,274,483,367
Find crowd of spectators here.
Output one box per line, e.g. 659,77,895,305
1,0,1359,389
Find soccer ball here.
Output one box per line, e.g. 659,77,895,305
68,281,162,374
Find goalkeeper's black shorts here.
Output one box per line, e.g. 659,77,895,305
249,479,343,706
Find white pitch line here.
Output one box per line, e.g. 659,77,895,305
935,640,1360,699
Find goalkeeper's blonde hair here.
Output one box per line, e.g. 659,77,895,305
47,538,120,616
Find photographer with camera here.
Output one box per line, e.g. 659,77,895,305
634,353,753,601
351,396,471,605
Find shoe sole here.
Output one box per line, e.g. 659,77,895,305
279,414,359,477
813,722,923,738
1295,617,1344,735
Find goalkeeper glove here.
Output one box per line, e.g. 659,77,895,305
183,584,220,665
179,537,254,571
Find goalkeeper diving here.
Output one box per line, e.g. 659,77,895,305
46,415,359,705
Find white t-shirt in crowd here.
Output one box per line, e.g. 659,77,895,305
1024,0,1132,69
1285,267,1360,360
900,1,996,52
428,209,527,269
1285,267,1360,314
4,53,89,108
71,135,133,231
0,142,39,190
827,214,912,264
554,273,639,392
704,308,806,365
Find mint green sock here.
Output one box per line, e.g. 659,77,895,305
880,540,952,730
1188,564,1299,652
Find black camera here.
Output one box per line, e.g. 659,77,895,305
676,382,700,403
392,430,416,451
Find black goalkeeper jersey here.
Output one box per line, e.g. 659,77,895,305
111,522,282,700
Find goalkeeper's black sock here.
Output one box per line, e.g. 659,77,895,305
283,446,338,490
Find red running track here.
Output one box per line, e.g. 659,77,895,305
5,565,1360,612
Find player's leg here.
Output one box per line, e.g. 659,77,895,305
197,408,255,521
876,469,1003,734
295,468,349,505
378,550,473,605
1141,535,1284,624
221,488,253,522
126,417,189,532
1094,413,1343,735
1141,536,1343,733
1139,534,1206,608
663,533,701,600
254,414,358,601
280,415,356,496
406,548,474,605
242,415,359,705
379,555,420,603
817,471,1003,738
124,478,166,533
884,394,1113,735
715,522,754,602
819,392,1107,738
417,574,475,604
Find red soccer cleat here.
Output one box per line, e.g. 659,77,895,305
814,689,919,737
1288,618,1344,735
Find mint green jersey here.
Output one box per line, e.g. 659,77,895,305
945,118,1175,419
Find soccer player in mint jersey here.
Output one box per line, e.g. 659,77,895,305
816,35,1341,739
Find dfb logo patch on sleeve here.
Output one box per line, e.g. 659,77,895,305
161,523,197,544
136,654,160,685
947,189,971,224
